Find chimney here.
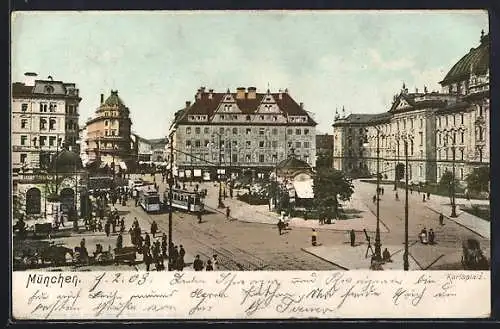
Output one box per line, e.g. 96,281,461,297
100,93,104,104
196,88,202,100
300,102,304,109
200,86,206,94
236,87,246,99
208,89,214,100
185,101,191,108
24,72,37,87
247,87,257,99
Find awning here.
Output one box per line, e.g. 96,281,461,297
119,161,127,170
292,179,314,199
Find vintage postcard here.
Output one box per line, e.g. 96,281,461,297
10,10,491,319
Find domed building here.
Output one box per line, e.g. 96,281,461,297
83,90,135,174
333,30,489,185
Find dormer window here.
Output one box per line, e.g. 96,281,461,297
44,85,54,94
246,115,251,121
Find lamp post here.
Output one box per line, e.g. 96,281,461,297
364,128,382,261
394,134,400,191
401,133,413,271
211,132,224,208
167,129,175,270
446,129,458,218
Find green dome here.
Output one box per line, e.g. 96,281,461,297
441,33,489,85
48,149,83,173
277,156,311,170
104,90,126,106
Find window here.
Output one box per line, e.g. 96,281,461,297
410,140,414,155
460,168,464,180
272,128,278,135
49,136,56,146
359,128,363,134
195,140,201,147
246,141,251,148
39,103,47,112
419,132,423,146
20,135,27,145
296,129,301,135
21,119,28,129
287,129,293,135
21,104,28,112
304,129,309,135
246,115,251,121
49,119,56,130
259,154,265,163
232,128,238,135
304,142,310,149
259,141,265,148
296,142,301,148
348,139,352,147
445,116,449,126
111,130,116,136
195,127,200,134
20,153,27,163
246,154,251,162
204,127,209,134
410,119,414,129
219,127,224,135
420,118,423,128
49,103,57,112
453,115,456,125
272,141,278,148
438,117,441,127
420,150,423,159
461,149,464,161
39,118,47,130
186,127,191,134
260,115,265,120
186,140,191,147
105,130,108,136
232,154,238,163
39,136,47,146
204,139,209,147
259,128,265,135
105,120,109,126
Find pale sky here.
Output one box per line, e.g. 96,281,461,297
11,10,488,139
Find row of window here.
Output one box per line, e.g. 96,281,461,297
186,139,310,149
437,113,465,127
185,126,311,136
20,135,63,147
184,153,310,164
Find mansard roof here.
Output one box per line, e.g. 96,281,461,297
176,89,316,125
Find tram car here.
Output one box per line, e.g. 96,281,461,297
137,185,161,212
163,188,205,212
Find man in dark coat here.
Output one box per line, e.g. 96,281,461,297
151,221,158,238
179,245,186,270
144,232,151,248
116,233,123,250
193,255,204,271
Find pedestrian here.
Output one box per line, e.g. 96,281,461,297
439,213,444,226
226,207,231,221
172,245,179,267
395,192,399,201
410,187,413,194
422,194,426,202
144,232,151,248
151,220,158,238
350,229,356,247
116,233,123,250
428,229,435,245
120,217,125,233
381,187,384,195
205,259,214,271
372,195,376,203
144,248,152,272
104,221,111,237
198,212,203,224
311,229,317,247
278,218,283,235
193,255,204,271
382,248,392,262
161,233,167,258
212,254,219,270
111,218,116,233
179,245,186,270
427,192,431,200
229,188,233,199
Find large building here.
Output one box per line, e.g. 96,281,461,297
11,73,81,173
171,87,317,180
332,31,489,184
82,90,135,173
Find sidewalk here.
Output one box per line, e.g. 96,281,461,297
201,182,388,234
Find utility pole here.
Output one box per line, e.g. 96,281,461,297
394,137,400,191
374,129,381,260
450,130,457,218
168,131,174,271
403,137,410,271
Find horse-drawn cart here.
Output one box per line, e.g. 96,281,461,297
33,223,53,238
40,245,73,266
114,246,137,264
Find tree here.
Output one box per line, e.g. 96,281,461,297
438,170,460,203
316,153,333,168
313,168,354,221
466,166,490,193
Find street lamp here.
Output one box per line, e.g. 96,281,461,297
210,132,225,208
167,129,175,271
444,129,458,218
400,133,414,271
394,133,401,191
363,128,382,261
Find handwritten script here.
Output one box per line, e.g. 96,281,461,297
13,271,490,319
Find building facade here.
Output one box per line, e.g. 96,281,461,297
171,87,317,180
11,73,81,173
332,32,490,184
82,90,135,173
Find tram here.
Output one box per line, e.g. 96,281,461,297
163,188,204,212
138,185,161,212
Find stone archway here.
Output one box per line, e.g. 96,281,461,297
25,187,41,215
59,188,75,214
